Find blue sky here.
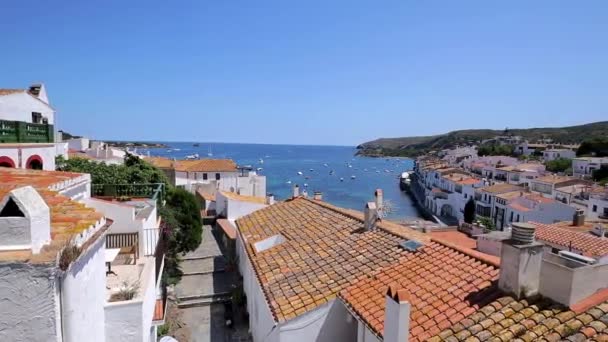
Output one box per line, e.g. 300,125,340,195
1,1,607,146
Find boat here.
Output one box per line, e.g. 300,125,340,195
166,149,173,152
329,170,335,175
193,143,200,147
304,183,308,187
185,153,199,160
207,146,213,157
323,163,328,167
340,177,344,182
256,167,263,171
286,180,292,184
173,148,181,151
259,158,264,164
399,171,412,191
309,168,314,172
297,171,303,176
351,175,356,179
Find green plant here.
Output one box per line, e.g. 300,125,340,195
463,199,476,224
157,323,170,337
545,158,572,173
59,239,82,271
476,216,496,231
109,280,141,302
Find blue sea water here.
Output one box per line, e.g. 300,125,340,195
140,143,421,221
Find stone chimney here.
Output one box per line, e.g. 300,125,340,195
375,189,383,210
364,202,378,231
265,193,275,205
384,284,411,342
313,191,323,201
0,186,51,254
498,222,544,298
573,209,585,227
292,184,300,198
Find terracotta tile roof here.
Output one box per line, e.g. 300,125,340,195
531,221,608,258
220,191,266,204
534,174,578,185
480,183,523,194
429,230,477,250
429,297,608,342
217,219,237,240
0,88,25,96
196,189,215,201
509,202,533,212
0,168,87,190
235,197,429,322
145,157,237,172
339,240,500,342
0,168,105,264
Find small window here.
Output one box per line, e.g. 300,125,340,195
464,194,468,199
215,173,221,180
593,205,598,212
31,112,42,124
203,173,208,180
0,198,25,217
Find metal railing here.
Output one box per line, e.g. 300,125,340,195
91,183,165,203
0,120,54,143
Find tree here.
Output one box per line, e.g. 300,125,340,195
577,138,608,157
165,187,202,254
545,158,572,174
464,199,476,224
477,144,516,157
477,216,496,231
592,165,608,183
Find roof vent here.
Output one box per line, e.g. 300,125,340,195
399,240,423,252
511,222,536,245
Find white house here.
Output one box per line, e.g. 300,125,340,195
0,84,60,170
529,175,589,200
495,163,546,186
0,168,166,342
494,192,576,230
66,137,90,151
587,187,608,220
215,190,268,221
146,157,266,197
573,157,608,178
543,148,576,162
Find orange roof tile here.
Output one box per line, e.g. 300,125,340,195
217,219,237,240
339,241,500,342
0,169,105,264
531,221,608,258
429,230,477,250
220,191,266,204
145,157,237,172
480,183,523,194
235,197,428,322
0,89,25,96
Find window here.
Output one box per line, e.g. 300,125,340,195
464,194,468,199
593,205,598,212
516,214,520,221
215,173,221,180
31,112,42,124
510,211,514,222
203,173,208,180
604,208,608,217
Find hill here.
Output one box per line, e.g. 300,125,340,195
356,121,608,157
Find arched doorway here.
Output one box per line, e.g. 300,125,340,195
26,155,43,170
440,204,456,218
0,156,15,168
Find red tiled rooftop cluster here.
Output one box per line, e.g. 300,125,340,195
531,221,608,258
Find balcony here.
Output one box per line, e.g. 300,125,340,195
0,119,54,143
92,183,165,204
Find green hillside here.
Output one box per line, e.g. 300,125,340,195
356,121,608,157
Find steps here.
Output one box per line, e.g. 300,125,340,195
177,292,232,308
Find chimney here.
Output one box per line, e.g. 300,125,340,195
573,209,585,227
313,191,323,201
364,202,378,231
302,189,309,198
384,284,411,342
292,184,300,198
265,193,275,205
498,222,544,298
375,189,383,210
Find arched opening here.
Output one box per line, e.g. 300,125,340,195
0,156,15,168
440,204,456,218
26,155,43,170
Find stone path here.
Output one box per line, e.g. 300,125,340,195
173,225,251,341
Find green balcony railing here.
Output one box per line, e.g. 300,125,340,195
91,183,165,203
0,120,54,143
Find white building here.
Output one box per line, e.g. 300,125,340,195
0,84,61,170
588,187,608,220
0,168,166,342
543,148,576,161
529,175,589,200
494,191,576,230
215,190,268,221
66,137,90,151
573,157,608,178
147,157,266,197
495,163,546,186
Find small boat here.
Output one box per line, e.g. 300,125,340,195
304,183,308,187
340,177,344,182
363,169,368,172
259,158,264,164
185,153,199,160
173,148,181,151
309,168,314,172
351,175,356,179
329,170,335,175
348,165,353,168
166,149,173,152
305,176,310,180
376,170,381,173
286,180,292,184
323,163,328,167
297,171,303,176
193,143,200,147
256,167,263,171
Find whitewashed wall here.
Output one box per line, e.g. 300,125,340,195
356,321,380,342
85,199,137,233
0,144,56,170
216,192,267,221
0,92,55,124
66,138,90,152
0,263,58,342
61,236,106,342
588,197,608,220
278,300,357,342
105,257,157,342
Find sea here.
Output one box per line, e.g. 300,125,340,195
139,142,421,221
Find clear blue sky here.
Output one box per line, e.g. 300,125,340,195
1,1,607,146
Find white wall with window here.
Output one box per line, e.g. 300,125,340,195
0,89,54,124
